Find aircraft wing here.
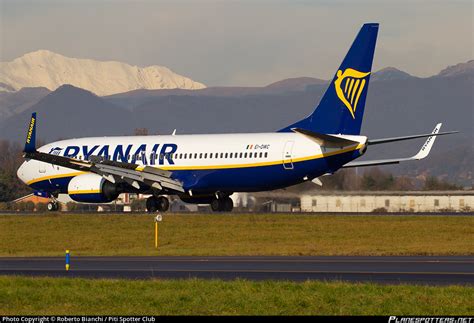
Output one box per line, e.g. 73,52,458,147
343,123,443,168
24,150,184,192
22,113,184,193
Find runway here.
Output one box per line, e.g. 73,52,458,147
0,256,472,285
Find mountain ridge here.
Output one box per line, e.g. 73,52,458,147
0,50,206,96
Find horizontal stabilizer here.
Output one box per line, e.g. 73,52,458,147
368,127,458,145
344,123,444,168
292,128,359,148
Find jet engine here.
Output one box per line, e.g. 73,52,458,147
68,173,119,203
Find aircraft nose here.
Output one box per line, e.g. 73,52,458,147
17,161,29,184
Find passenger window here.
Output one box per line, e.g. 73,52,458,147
240,153,243,158
199,153,203,159
225,153,228,158
249,152,252,158
244,153,247,158
264,152,268,158
204,153,208,159
259,152,263,158
230,153,233,158
194,153,198,159
220,153,224,158
210,153,213,158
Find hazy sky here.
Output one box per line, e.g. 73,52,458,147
1,0,472,86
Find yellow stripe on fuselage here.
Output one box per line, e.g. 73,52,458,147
27,172,87,185
68,190,101,195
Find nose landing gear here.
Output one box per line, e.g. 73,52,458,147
47,194,60,211
47,201,59,211
146,196,169,213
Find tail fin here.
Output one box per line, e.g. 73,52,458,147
279,23,379,135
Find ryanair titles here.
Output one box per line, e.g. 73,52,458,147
59,143,178,165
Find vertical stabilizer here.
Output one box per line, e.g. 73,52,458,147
279,23,379,135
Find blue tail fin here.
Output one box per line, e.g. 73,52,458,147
279,23,379,135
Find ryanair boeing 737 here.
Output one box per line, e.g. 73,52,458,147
17,23,457,212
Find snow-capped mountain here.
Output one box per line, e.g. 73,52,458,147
0,50,206,95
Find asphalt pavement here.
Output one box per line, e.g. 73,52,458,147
1,255,472,285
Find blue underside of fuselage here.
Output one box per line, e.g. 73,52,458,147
30,149,361,195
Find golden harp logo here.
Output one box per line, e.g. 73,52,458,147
334,68,370,119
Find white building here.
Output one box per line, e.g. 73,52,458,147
300,191,473,213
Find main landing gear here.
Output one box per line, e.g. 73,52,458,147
211,196,233,212
146,196,169,213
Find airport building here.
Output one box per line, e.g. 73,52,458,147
300,191,473,213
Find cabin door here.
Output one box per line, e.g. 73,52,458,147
282,141,294,170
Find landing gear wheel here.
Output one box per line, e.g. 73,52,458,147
47,202,58,211
211,199,221,212
156,196,169,212
146,196,158,213
211,197,233,212
222,197,233,212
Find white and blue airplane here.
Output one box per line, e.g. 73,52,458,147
17,23,457,212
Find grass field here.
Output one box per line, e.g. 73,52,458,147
0,276,472,315
0,213,472,256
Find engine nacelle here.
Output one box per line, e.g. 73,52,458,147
68,173,119,203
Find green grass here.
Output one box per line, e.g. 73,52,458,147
0,276,472,315
0,213,472,256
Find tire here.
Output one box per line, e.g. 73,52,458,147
211,197,233,212
146,196,158,213
223,197,233,212
211,199,221,212
47,202,56,212
157,196,169,212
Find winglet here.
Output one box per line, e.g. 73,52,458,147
412,123,441,160
24,112,37,153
